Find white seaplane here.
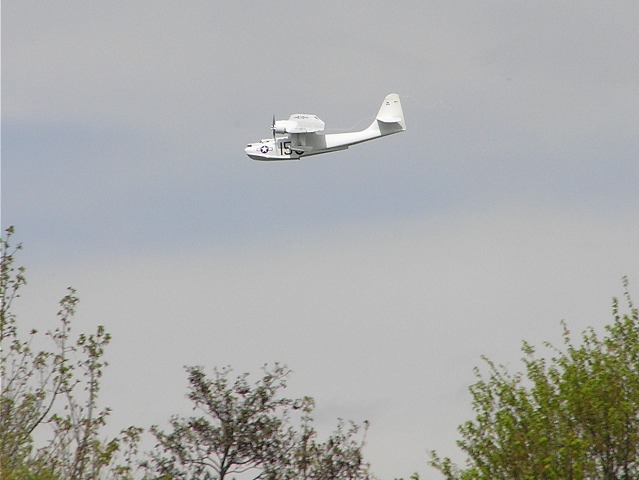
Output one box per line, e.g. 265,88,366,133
245,93,406,161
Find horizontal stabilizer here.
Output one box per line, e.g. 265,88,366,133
377,116,403,123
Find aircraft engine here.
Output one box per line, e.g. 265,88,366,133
273,121,290,134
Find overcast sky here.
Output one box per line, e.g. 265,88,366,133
3,2,639,478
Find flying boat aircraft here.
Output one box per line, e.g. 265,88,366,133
245,93,406,161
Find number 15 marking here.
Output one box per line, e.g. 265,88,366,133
279,141,292,155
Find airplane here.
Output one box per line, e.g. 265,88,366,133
245,93,406,161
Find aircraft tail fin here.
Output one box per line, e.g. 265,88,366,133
371,93,406,135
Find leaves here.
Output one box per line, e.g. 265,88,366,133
145,364,370,480
1,227,369,480
0,227,141,480
430,280,639,479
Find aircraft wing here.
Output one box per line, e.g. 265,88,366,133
284,114,325,133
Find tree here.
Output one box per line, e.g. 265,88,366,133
144,364,370,480
0,227,141,479
430,279,639,479
1,227,369,479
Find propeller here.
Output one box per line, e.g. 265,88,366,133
271,115,276,142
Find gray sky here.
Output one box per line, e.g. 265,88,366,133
3,2,639,478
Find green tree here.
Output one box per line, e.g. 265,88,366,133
430,279,639,479
0,227,141,479
144,364,370,480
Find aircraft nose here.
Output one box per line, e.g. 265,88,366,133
245,144,263,160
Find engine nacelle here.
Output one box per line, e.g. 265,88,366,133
273,120,291,134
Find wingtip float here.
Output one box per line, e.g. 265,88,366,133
245,93,406,161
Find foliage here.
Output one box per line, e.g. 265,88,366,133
278,413,369,480
430,278,639,479
1,227,369,479
0,226,141,479
144,364,370,480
